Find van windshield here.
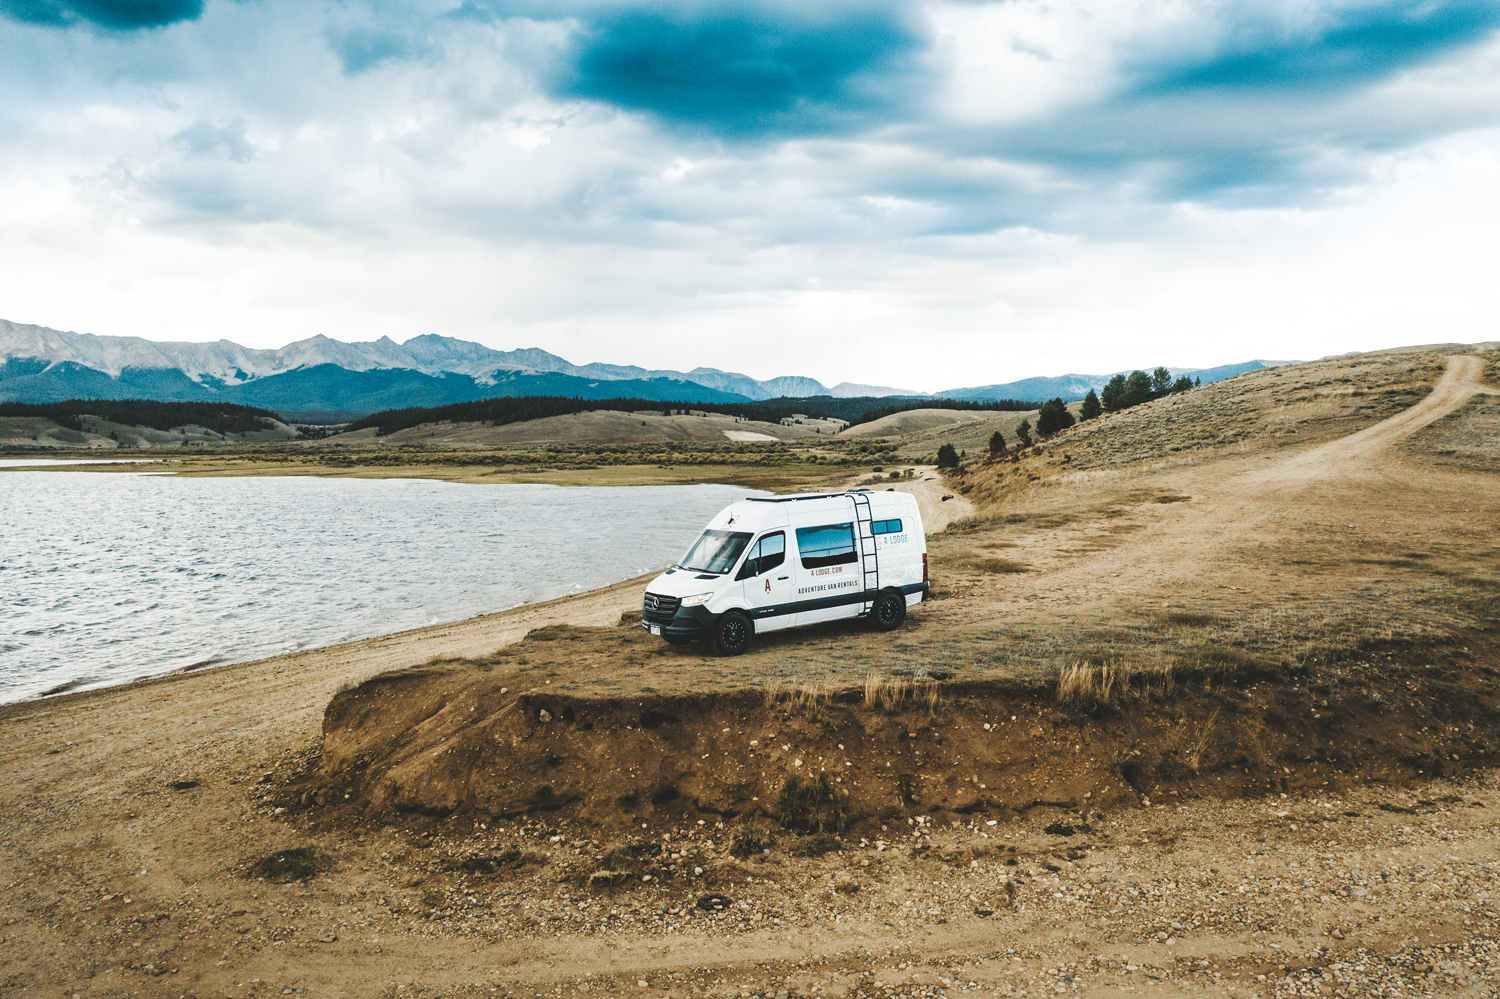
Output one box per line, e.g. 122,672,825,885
679,529,752,574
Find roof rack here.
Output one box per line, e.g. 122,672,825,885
745,489,871,503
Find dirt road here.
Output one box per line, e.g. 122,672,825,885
918,353,1500,639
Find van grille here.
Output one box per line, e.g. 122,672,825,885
642,592,681,623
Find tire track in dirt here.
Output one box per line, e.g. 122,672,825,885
1258,354,1499,480
937,354,1500,627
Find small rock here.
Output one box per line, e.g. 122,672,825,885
1332,928,1344,939
538,709,552,723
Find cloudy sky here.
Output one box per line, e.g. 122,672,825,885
2,0,1498,390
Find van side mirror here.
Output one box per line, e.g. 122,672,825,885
735,557,758,581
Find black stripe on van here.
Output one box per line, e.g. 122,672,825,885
745,582,928,622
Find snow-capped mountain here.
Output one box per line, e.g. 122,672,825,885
0,318,1294,415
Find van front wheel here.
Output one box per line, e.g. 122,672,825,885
871,590,906,631
710,611,753,656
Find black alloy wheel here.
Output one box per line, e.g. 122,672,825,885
710,610,753,656
871,589,906,631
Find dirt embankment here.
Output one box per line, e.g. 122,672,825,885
295,627,1500,836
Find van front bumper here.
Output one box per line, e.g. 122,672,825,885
639,603,716,639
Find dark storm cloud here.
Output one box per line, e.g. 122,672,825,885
1137,0,1500,93
549,3,929,137
0,0,202,30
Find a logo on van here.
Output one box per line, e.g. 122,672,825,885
764,579,771,593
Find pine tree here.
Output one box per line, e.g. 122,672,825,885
1079,389,1101,420
1123,370,1153,408
1101,374,1127,412
1036,397,1076,436
1015,420,1033,447
1170,376,1193,394
935,443,960,469
988,430,1006,453
1151,366,1172,396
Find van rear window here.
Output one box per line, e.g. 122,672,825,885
796,523,857,569
871,519,903,535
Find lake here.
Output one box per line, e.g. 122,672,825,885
0,471,764,702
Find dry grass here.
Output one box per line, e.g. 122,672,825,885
862,674,944,714
764,681,834,719
863,673,906,711
1056,660,1178,706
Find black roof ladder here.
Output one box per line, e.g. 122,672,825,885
851,491,880,613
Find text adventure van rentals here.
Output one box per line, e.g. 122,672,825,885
640,489,929,655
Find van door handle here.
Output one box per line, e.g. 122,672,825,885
777,576,789,580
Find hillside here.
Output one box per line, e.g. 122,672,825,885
336,410,841,446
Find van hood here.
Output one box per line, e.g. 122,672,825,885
645,567,726,597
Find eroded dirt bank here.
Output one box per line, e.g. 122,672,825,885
299,631,1500,835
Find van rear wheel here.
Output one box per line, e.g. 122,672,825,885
871,589,906,631
709,611,753,656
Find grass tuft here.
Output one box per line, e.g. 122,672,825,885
778,774,848,834
598,842,638,875
729,822,773,858
790,832,845,856
247,846,333,883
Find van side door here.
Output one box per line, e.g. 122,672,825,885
792,521,863,625
737,531,795,631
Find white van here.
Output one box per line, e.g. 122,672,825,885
641,489,929,655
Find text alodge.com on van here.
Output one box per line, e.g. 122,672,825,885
639,490,929,656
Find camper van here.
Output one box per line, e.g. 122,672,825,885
641,489,929,655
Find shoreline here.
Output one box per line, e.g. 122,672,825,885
0,570,657,717
0,456,852,491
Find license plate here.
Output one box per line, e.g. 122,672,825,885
649,625,662,636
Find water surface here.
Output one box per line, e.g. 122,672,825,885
1,472,761,701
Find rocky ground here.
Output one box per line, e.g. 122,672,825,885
9,773,1498,998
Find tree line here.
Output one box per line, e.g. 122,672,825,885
0,399,284,435
933,367,1199,468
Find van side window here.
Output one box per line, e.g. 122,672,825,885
758,532,786,572
871,518,903,535
796,523,857,569
735,531,786,580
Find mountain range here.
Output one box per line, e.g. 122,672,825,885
0,319,1294,417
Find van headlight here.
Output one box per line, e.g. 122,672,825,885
680,592,714,607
